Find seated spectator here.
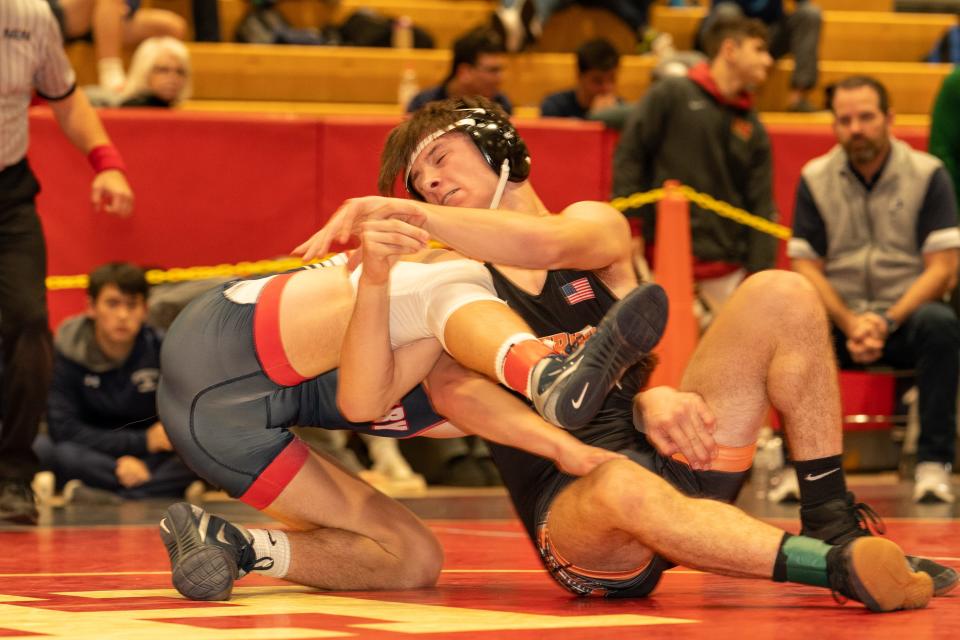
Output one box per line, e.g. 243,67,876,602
47,0,187,93
117,36,192,107
697,0,821,112
406,27,512,114
789,76,960,503
493,0,654,52
540,37,623,120
612,15,777,323
35,262,199,502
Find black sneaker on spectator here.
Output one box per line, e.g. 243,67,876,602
0,478,38,525
63,479,123,505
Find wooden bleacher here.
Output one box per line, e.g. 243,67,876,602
140,0,956,63
87,0,954,116
65,40,954,115
649,6,956,61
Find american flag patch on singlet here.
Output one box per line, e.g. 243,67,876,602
560,277,595,305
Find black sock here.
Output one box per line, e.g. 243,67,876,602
794,455,846,508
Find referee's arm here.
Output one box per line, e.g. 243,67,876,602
47,90,135,216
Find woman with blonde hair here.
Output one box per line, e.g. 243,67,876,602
118,36,192,107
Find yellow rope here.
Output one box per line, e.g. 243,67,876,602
610,185,792,241
46,187,791,291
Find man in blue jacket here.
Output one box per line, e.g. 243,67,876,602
37,262,197,501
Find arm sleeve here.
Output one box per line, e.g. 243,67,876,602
917,166,960,253
787,176,828,259
33,4,76,100
743,123,778,272
47,354,150,458
929,71,960,207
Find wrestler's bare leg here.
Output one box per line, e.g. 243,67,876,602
681,270,841,460
262,448,442,590
549,272,838,575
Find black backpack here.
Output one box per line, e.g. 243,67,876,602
236,6,329,45
337,10,434,48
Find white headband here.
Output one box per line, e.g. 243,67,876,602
404,109,510,209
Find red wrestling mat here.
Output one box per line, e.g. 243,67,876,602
0,518,956,639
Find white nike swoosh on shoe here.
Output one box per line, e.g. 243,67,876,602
216,523,230,545
571,382,590,409
160,518,170,534
804,468,840,482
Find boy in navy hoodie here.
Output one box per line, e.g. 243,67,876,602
37,262,197,501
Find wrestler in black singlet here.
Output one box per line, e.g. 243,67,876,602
484,265,749,597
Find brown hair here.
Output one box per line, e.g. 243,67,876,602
378,96,509,196
701,15,769,59
826,75,890,113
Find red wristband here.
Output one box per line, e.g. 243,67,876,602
87,145,127,174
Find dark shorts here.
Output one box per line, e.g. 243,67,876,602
524,435,749,598
157,276,446,508
47,0,141,41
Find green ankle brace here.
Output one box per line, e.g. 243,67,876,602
781,535,832,588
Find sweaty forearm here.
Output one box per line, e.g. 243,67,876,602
422,203,559,268
337,277,397,420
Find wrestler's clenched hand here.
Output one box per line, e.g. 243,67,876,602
633,386,718,470
293,196,428,261
358,218,430,285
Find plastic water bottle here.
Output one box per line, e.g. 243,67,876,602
397,65,419,107
392,16,414,49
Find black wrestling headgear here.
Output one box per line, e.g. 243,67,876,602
404,106,531,203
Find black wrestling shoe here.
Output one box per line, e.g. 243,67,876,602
160,502,265,601
827,537,932,612
802,491,958,597
0,479,38,526
530,283,668,431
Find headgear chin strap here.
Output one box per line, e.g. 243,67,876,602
489,159,510,209
405,107,531,206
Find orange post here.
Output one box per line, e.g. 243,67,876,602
647,180,698,389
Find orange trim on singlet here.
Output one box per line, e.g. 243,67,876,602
253,272,308,386
538,522,652,582
240,438,310,510
671,442,757,473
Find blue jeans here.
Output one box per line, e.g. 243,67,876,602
34,435,199,499
833,302,960,465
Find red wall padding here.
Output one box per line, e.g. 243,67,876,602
28,108,929,328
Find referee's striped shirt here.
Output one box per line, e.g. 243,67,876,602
1,0,76,171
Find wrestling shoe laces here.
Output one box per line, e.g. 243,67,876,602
800,492,885,544
160,502,268,601
802,491,957,596
530,282,668,431
826,537,932,612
